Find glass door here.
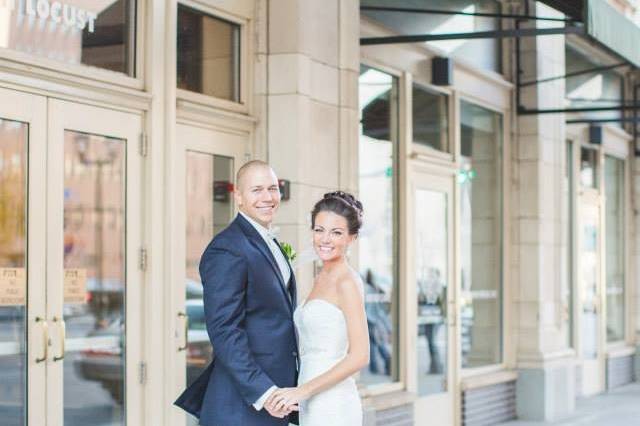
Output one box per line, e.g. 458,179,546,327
0,87,47,426
171,123,246,426
410,171,457,425
578,196,604,396
0,88,143,425
46,99,143,426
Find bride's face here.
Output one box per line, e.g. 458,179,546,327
312,211,355,262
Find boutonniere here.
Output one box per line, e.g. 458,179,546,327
279,241,297,263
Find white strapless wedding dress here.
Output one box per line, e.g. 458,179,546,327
293,298,362,426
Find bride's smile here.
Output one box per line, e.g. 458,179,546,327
312,211,356,262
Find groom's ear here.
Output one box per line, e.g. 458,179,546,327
233,187,243,207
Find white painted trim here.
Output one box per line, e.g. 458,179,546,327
362,390,417,411
461,363,509,378
605,344,636,357
176,98,257,133
460,370,518,391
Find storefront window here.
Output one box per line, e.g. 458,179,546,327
0,118,28,426
412,84,449,152
63,131,126,425
0,0,136,76
177,4,241,102
459,100,503,369
415,189,448,395
605,156,625,342
358,65,398,385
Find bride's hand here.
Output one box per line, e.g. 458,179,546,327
267,387,309,412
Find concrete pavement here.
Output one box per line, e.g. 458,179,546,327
499,382,640,425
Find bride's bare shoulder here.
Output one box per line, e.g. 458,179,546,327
336,268,364,301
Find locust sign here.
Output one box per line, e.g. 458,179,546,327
1,0,98,33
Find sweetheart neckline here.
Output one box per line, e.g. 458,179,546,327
299,298,345,317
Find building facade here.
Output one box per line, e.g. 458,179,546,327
0,1,638,425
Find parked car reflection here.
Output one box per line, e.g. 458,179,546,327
73,299,212,402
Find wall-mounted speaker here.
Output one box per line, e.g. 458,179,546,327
432,56,453,86
589,125,603,145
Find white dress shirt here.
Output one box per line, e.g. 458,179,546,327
239,211,292,410
239,211,291,286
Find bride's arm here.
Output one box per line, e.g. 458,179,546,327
269,277,370,410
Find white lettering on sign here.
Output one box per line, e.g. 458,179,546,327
1,0,97,32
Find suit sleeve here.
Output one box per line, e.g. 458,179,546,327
200,246,275,406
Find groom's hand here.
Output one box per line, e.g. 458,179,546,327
265,404,294,418
265,391,298,418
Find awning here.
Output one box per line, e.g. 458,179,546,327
540,0,640,68
585,0,640,68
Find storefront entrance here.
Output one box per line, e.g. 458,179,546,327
409,169,458,425
0,87,143,426
168,121,247,426
577,148,605,397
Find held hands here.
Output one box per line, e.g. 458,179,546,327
264,403,294,419
265,387,309,416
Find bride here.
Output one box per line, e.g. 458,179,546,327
266,191,370,426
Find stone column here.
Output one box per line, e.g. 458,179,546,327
634,154,640,378
265,0,360,296
512,2,576,421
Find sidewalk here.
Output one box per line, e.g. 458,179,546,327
499,382,640,426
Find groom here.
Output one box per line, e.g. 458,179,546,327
175,160,299,426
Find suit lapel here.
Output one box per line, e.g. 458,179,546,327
235,215,293,311
274,239,297,307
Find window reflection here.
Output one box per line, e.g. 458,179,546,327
580,205,599,359
177,5,241,101
63,131,126,426
580,147,598,189
0,0,136,76
416,190,448,396
412,84,449,152
605,156,625,342
185,152,234,425
460,101,503,369
359,66,398,385
0,118,28,426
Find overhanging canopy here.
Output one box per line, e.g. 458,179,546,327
585,0,640,68
540,0,640,67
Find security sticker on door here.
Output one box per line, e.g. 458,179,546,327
0,268,26,306
64,268,87,304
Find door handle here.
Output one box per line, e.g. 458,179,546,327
35,317,48,363
52,317,66,362
178,312,189,351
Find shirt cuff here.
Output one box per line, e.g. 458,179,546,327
253,385,278,411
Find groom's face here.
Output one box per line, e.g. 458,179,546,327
235,166,281,228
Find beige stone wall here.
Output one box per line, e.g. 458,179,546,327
513,2,570,360
253,0,360,296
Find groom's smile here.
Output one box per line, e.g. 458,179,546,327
234,163,281,228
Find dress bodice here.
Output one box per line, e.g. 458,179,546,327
293,298,362,426
294,299,349,377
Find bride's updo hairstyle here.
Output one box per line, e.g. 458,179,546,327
311,191,363,235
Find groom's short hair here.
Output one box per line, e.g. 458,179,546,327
236,160,273,190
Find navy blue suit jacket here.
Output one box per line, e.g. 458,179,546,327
175,214,299,426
